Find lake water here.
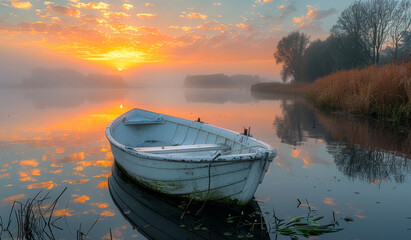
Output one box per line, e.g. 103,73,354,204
0,88,410,239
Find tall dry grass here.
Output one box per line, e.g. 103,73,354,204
308,63,411,122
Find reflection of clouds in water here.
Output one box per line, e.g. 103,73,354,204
323,197,337,206
54,208,73,217
63,179,90,185
20,159,39,167
72,194,90,203
91,202,109,209
97,181,108,189
2,194,25,204
27,181,54,189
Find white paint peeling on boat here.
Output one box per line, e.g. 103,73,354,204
106,108,277,205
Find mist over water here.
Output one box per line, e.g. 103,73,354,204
0,77,410,239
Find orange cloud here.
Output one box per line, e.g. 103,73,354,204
277,5,285,9
293,17,302,23
27,181,54,189
0,173,10,179
20,159,39,167
2,194,25,204
254,0,272,5
93,173,110,178
91,202,109,208
56,148,64,153
323,197,336,206
74,165,84,171
30,168,41,176
77,160,112,167
145,3,154,7
291,149,300,158
49,169,63,174
48,5,80,17
122,3,134,10
11,1,32,9
19,171,37,182
59,152,85,163
63,179,89,184
71,1,110,9
180,12,207,20
73,195,90,203
136,13,158,19
100,210,115,217
103,11,129,19
236,23,250,31
54,208,73,216
97,181,108,189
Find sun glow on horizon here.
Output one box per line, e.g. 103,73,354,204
83,48,152,71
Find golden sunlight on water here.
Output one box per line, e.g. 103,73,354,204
0,88,410,240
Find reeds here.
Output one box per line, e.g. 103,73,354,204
0,188,67,239
308,63,411,122
0,188,102,240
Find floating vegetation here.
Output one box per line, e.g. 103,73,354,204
270,199,343,238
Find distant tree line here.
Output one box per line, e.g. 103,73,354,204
274,0,411,83
184,74,261,89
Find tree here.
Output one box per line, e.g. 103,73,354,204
301,39,335,82
388,0,411,61
274,31,310,83
332,0,397,65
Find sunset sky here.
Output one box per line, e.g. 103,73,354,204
0,0,355,84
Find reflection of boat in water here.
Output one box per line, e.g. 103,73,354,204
109,163,270,240
106,108,276,205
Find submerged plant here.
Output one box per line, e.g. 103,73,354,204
270,200,343,238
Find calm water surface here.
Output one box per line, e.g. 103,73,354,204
0,88,410,239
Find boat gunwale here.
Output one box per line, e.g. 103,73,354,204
106,108,276,163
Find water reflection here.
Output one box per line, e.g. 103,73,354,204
269,92,411,184
184,89,256,104
109,163,269,240
23,89,127,109
330,144,411,184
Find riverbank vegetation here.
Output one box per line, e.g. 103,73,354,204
263,0,411,123
308,63,410,123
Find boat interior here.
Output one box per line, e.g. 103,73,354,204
110,110,263,157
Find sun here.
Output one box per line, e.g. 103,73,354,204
117,67,122,71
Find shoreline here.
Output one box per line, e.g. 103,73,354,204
251,63,410,127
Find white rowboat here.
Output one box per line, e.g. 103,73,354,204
106,108,276,205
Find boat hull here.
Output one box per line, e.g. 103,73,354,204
109,163,270,240
110,143,271,205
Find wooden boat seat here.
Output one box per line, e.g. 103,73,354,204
134,144,231,154
123,116,164,125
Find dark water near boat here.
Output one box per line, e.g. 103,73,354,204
0,88,410,239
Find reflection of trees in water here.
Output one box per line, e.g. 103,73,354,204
329,143,411,184
184,89,255,104
274,98,332,146
272,93,411,184
316,112,411,158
